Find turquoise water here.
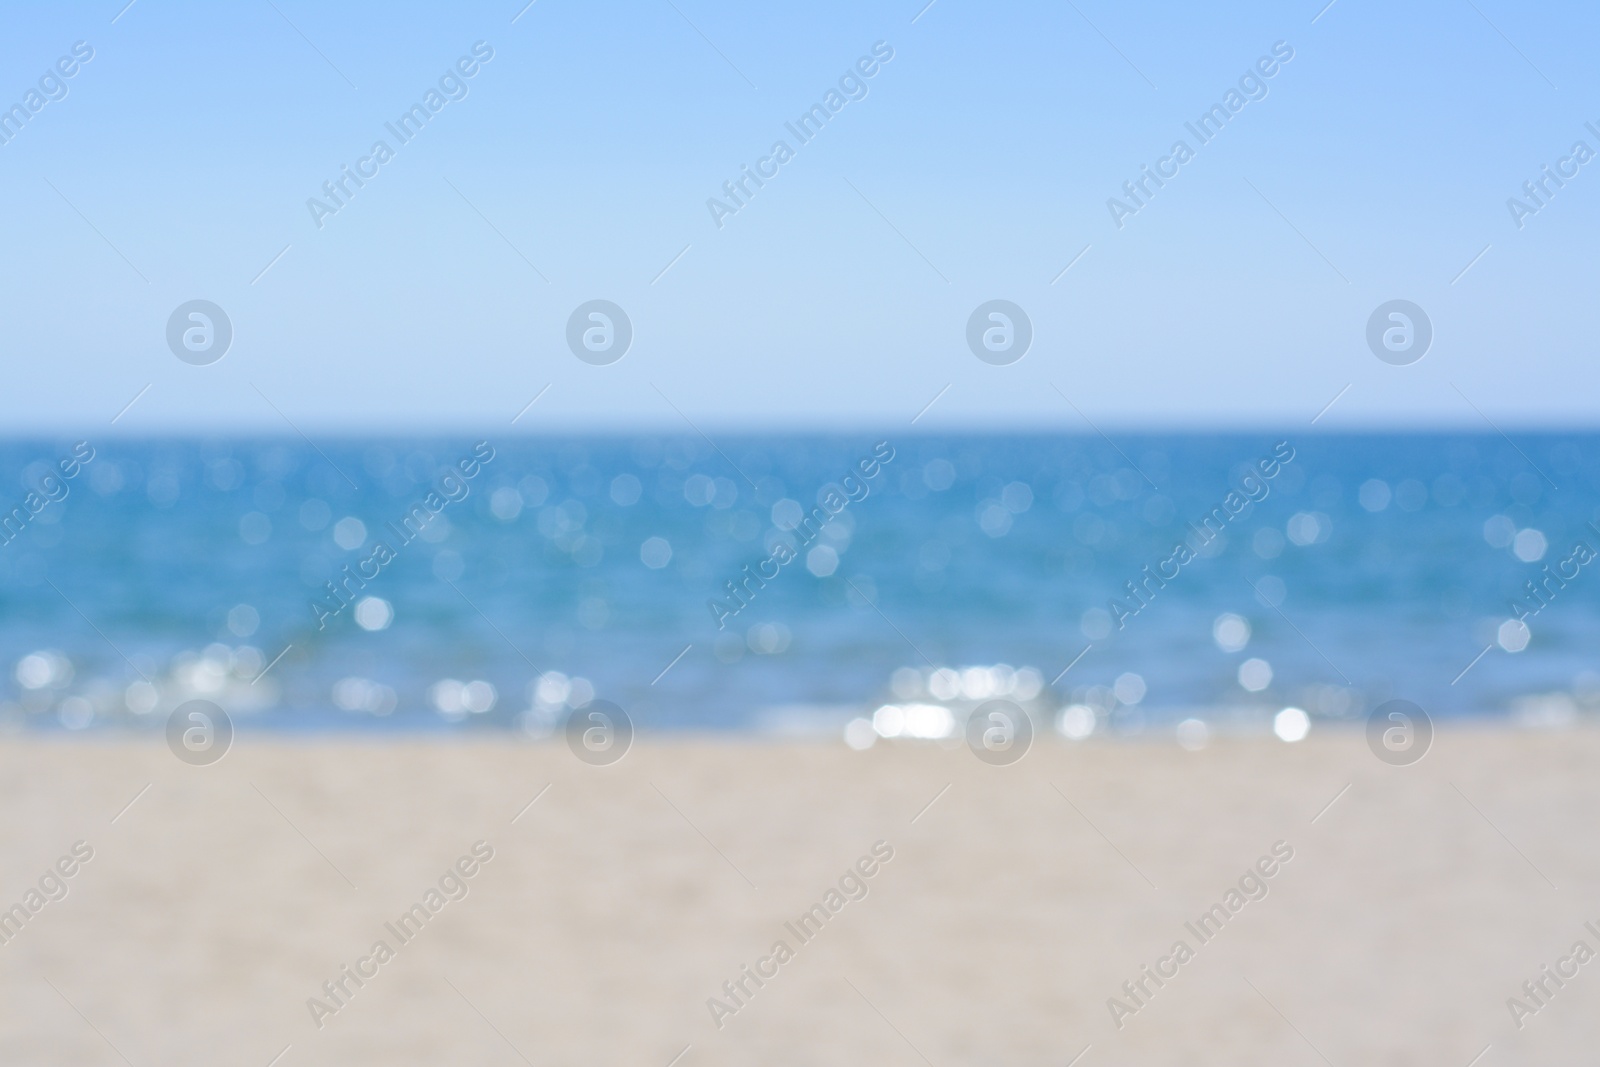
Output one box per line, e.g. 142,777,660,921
1,432,1595,736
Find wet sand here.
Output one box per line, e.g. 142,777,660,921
1,728,1597,1065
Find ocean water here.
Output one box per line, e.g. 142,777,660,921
1,432,1596,739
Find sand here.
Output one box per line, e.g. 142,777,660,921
1,727,1597,1065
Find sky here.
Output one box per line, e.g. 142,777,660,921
0,0,1596,433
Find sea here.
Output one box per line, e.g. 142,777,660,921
1,432,1595,741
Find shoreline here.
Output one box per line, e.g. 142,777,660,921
3,711,1597,744
3,732,1595,1063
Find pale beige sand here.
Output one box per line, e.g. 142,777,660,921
2,729,1598,1066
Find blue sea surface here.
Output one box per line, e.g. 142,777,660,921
1,432,1595,737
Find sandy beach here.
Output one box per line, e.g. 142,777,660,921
2,728,1597,1066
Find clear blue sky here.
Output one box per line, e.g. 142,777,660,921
1,0,1595,432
